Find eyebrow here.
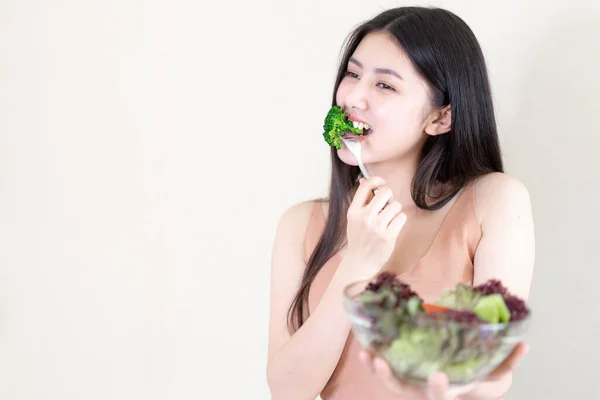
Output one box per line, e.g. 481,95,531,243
349,57,403,80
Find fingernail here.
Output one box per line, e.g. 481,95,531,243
358,352,368,366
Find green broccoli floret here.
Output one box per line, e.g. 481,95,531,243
322,105,363,149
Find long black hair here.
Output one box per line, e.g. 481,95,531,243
288,7,504,332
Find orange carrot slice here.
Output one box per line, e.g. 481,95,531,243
423,303,451,313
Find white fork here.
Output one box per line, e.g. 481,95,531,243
341,135,383,198
341,135,370,178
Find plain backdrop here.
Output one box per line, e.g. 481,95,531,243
1,0,599,399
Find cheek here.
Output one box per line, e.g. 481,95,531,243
377,100,423,130
374,103,406,132
335,80,351,106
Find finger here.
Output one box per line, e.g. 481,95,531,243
350,176,386,209
425,372,452,400
377,200,403,229
387,212,408,237
367,188,393,218
373,357,393,379
370,357,425,397
485,342,529,382
357,177,376,203
373,358,411,394
425,372,477,400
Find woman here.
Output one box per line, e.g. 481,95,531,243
267,6,535,400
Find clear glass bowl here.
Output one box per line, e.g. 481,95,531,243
343,278,531,386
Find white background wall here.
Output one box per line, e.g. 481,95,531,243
0,1,175,399
1,0,599,399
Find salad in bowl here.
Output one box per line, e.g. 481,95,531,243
343,272,531,386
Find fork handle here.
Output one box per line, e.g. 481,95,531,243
358,164,381,196
357,161,370,179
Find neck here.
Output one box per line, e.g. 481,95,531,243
365,155,420,211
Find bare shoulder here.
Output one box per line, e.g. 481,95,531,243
277,199,324,233
471,173,535,300
278,200,317,229
473,172,532,224
273,199,326,259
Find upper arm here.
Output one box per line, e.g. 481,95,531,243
473,173,536,301
267,201,316,362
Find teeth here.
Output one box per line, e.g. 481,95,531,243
351,120,371,130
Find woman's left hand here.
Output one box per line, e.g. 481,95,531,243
359,342,529,400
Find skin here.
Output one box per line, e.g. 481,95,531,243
267,31,535,400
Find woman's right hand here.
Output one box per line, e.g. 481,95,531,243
342,176,407,282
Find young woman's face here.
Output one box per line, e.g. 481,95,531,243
335,31,435,166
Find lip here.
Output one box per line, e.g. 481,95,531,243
347,115,370,125
342,132,369,143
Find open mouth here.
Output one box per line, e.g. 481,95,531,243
343,128,373,139
349,119,373,137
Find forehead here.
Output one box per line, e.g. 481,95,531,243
350,31,413,71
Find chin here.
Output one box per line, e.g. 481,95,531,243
336,147,360,166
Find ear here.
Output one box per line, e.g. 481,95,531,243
424,105,451,136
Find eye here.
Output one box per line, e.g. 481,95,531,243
377,82,395,91
344,71,360,79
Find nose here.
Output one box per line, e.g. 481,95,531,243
344,80,368,111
